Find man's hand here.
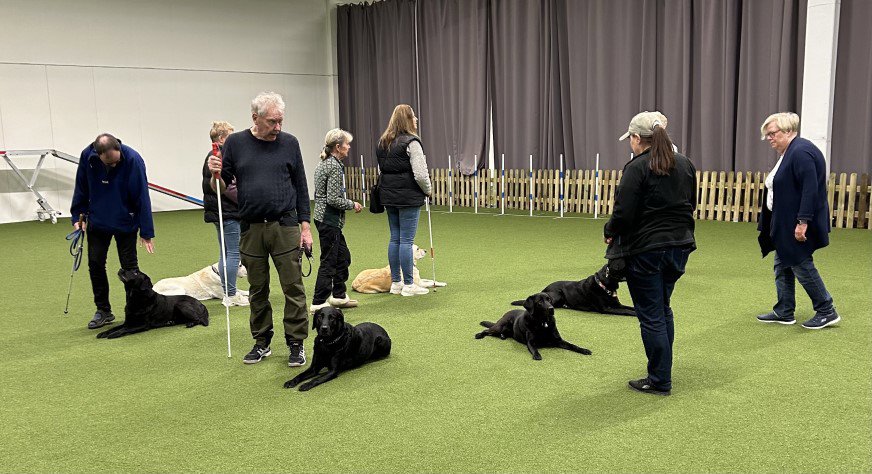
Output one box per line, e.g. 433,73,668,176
604,237,613,245
300,222,313,251
140,237,155,254
207,155,222,174
73,221,88,232
353,202,362,213
795,223,808,242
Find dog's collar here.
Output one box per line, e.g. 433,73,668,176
594,275,618,298
320,330,349,349
211,264,219,275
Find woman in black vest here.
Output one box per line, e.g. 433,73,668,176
376,104,432,296
202,121,248,306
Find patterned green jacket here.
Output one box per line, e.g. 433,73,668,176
313,156,355,228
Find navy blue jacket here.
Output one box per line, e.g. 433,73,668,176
757,137,829,266
70,141,154,238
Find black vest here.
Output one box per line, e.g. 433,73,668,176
376,134,425,207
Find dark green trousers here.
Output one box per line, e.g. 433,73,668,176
240,222,308,347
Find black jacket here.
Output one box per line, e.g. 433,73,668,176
202,149,240,223
604,149,697,256
376,134,426,208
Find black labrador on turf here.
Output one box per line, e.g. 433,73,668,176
284,307,391,391
476,292,592,360
97,269,209,339
511,264,636,316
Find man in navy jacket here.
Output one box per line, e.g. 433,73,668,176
757,113,839,329
70,133,154,329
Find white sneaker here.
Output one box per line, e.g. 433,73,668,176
401,283,429,296
389,282,403,295
309,301,332,314
226,293,250,307
327,295,359,308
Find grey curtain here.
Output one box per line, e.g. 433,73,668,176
831,0,872,174
337,0,419,167
338,0,808,172
417,0,489,174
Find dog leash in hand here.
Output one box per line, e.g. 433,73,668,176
65,227,85,271
300,246,314,277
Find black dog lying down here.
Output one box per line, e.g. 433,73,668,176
512,264,635,316
476,292,592,360
284,307,391,391
97,269,209,339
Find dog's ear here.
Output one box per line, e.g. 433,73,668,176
312,310,323,330
523,295,536,314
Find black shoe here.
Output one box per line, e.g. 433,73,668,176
756,312,796,325
801,312,841,329
243,344,271,364
628,378,671,396
288,340,306,367
87,310,115,329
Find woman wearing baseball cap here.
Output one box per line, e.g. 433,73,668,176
605,111,697,396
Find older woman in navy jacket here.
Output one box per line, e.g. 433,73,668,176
757,112,839,329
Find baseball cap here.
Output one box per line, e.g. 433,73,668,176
618,111,668,141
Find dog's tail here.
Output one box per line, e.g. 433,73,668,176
510,300,524,306
479,321,495,328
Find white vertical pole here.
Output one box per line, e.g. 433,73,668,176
360,154,366,207
448,155,453,213
529,154,534,217
500,153,506,215
559,153,564,218
594,153,601,219
474,154,479,214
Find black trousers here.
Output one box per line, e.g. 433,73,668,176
87,227,139,313
313,221,351,305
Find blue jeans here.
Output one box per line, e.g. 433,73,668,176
214,219,241,296
626,247,692,391
773,253,835,318
386,206,421,285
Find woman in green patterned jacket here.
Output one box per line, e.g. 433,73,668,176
310,128,363,313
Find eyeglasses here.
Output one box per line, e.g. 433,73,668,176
765,130,781,139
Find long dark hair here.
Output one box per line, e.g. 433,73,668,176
640,125,675,176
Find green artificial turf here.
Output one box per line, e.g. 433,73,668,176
1,208,870,473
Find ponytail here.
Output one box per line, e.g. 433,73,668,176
648,125,675,176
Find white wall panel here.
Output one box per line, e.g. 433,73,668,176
0,64,53,150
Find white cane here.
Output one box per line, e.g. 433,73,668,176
212,143,232,358
425,197,437,287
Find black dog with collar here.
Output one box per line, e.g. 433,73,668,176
97,268,209,339
511,264,636,316
476,292,592,360
284,307,391,391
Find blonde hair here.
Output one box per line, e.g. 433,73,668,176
378,104,418,150
760,112,800,140
320,128,354,160
209,121,234,142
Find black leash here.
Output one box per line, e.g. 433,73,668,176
300,246,314,277
65,227,85,271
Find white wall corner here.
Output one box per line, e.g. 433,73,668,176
801,0,841,175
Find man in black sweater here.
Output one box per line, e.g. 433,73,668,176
208,92,313,367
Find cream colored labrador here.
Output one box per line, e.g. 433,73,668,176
153,264,248,300
352,245,445,293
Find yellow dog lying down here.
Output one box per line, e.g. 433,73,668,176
153,263,248,300
351,245,446,293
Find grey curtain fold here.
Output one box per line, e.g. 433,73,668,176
831,0,872,174
417,0,489,175
337,0,418,167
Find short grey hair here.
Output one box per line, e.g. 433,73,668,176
251,92,286,116
320,128,354,160
760,112,800,140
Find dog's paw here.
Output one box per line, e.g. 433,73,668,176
580,348,592,355
532,353,542,361
96,331,108,339
298,382,314,392
283,379,298,389
474,332,486,339
185,322,196,328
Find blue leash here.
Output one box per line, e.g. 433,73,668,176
65,228,85,272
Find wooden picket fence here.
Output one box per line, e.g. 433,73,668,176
344,167,872,230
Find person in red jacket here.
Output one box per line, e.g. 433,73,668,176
756,112,839,329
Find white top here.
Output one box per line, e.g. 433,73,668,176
765,155,784,211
